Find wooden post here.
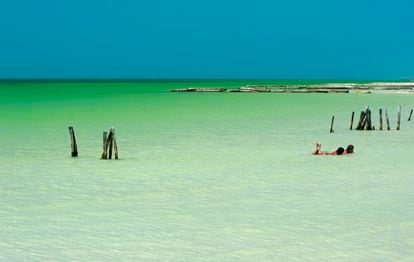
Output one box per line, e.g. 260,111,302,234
408,109,413,121
356,111,365,130
364,109,369,130
379,109,383,130
330,116,335,133
350,111,355,130
397,106,401,130
366,108,372,130
385,109,391,130
113,130,119,160
108,128,114,159
101,128,118,160
101,131,108,159
68,126,78,157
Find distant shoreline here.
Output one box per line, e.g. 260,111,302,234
171,82,414,94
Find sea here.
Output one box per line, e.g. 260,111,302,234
0,80,413,261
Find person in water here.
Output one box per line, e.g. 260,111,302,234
312,143,354,155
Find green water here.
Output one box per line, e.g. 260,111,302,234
1,80,413,260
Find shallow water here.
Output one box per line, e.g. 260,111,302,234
1,81,413,260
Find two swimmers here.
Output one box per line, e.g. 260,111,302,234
312,143,354,155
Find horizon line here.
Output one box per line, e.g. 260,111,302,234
0,78,411,82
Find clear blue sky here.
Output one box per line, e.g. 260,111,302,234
0,0,413,79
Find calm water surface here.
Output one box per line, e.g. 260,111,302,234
0,81,413,260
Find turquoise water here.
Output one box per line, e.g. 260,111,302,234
1,80,413,260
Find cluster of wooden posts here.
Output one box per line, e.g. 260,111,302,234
68,107,413,156
68,126,119,159
329,106,413,133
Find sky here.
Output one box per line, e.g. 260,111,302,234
0,0,413,79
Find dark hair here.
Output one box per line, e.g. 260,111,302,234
336,147,344,155
346,144,354,153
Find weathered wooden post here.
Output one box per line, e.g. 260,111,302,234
365,108,372,130
101,128,119,160
101,131,108,159
385,109,391,130
107,128,115,159
396,106,401,130
350,111,355,130
408,109,413,121
356,111,365,130
379,109,383,130
113,130,119,160
68,126,78,157
330,116,335,133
